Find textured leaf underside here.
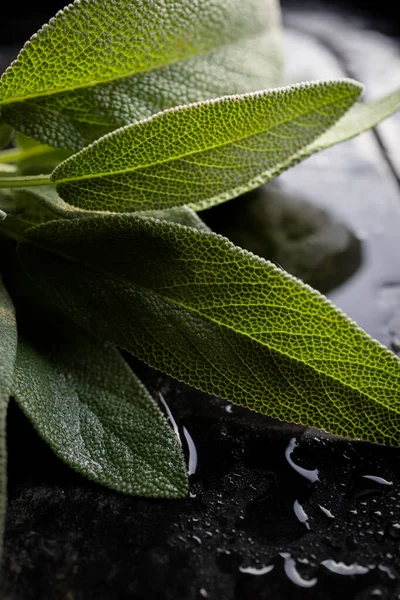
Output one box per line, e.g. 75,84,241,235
0,278,17,559
19,215,400,446
0,0,282,149
14,316,188,498
50,80,362,212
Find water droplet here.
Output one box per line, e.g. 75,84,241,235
159,393,182,445
192,535,202,545
375,530,385,542
190,492,197,499
225,404,233,413
293,499,310,529
183,426,198,476
0,210,6,221
239,564,274,576
199,588,208,598
321,559,371,575
280,553,318,588
362,475,393,486
378,564,396,579
285,438,319,483
318,505,335,519
387,522,400,539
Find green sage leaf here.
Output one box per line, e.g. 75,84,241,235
13,315,188,498
19,214,400,446
0,277,17,560
0,0,282,150
51,80,362,212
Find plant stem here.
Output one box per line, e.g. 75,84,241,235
0,174,53,188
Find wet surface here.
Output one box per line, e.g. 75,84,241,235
1,4,400,600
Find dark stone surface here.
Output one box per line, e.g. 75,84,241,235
1,3,400,599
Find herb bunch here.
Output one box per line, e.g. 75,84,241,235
0,0,399,559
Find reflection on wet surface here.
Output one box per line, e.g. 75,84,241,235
201,183,363,296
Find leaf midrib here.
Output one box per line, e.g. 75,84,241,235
52,91,355,185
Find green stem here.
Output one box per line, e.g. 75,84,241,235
0,174,53,188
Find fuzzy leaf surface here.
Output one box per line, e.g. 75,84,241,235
19,214,400,446
0,278,17,559
13,316,188,498
0,0,282,150
50,80,362,212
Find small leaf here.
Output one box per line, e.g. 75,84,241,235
19,214,400,446
51,80,362,212
11,186,209,231
265,88,400,175
0,277,17,560
309,88,400,150
13,311,188,498
0,0,282,150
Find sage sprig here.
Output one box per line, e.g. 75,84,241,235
0,0,400,564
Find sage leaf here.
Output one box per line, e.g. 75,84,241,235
0,0,282,150
51,80,362,212
19,215,400,446
0,278,17,560
13,315,188,498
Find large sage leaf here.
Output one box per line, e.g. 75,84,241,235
0,277,17,559
0,0,282,150
13,314,188,498
19,215,400,446
51,81,362,212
